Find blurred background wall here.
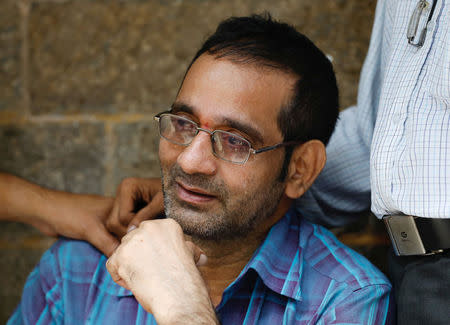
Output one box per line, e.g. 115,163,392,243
0,0,386,322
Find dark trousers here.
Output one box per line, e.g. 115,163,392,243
388,249,450,325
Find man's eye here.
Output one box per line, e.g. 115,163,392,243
174,118,195,131
223,134,249,149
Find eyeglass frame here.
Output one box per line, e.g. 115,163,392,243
154,111,301,165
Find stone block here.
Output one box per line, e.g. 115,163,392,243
0,0,21,111
29,0,375,114
108,120,161,194
0,121,106,194
29,1,190,114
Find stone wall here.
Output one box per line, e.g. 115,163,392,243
0,0,384,322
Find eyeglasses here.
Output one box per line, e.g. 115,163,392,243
154,112,299,165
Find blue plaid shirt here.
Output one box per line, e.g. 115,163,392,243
9,209,393,324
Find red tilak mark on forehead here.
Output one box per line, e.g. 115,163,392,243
203,122,210,128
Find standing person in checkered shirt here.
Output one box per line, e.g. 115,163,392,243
296,0,450,323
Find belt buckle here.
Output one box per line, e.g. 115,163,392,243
383,215,427,256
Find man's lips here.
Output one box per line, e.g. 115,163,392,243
175,181,217,204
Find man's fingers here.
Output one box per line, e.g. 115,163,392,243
87,223,120,257
185,241,207,266
106,200,130,238
117,178,146,226
196,253,207,266
127,191,164,230
105,257,129,290
118,197,137,226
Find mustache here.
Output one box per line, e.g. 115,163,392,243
168,164,228,199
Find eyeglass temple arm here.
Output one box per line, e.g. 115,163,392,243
252,141,301,154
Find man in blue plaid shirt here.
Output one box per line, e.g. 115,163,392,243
9,15,393,324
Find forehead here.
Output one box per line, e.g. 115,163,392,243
176,54,296,142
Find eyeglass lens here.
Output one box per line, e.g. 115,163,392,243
160,114,198,144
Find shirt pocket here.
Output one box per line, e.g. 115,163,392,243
426,19,450,106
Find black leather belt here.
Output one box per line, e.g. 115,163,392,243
383,215,450,256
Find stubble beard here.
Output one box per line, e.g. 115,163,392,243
161,164,285,242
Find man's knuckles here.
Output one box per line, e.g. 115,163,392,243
139,218,183,235
118,177,139,193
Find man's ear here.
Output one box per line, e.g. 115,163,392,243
284,140,326,199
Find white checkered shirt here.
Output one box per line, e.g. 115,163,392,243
298,0,449,226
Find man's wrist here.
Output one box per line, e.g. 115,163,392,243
156,305,220,325
148,273,220,325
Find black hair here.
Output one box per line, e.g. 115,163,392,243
187,13,339,178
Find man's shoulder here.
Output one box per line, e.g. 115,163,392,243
37,238,131,297
253,212,391,303
10,241,136,324
36,238,107,288
45,237,104,269
285,218,394,324
245,214,393,323
299,219,391,290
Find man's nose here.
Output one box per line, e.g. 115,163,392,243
177,132,218,175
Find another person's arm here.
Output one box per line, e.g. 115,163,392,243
0,172,119,256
